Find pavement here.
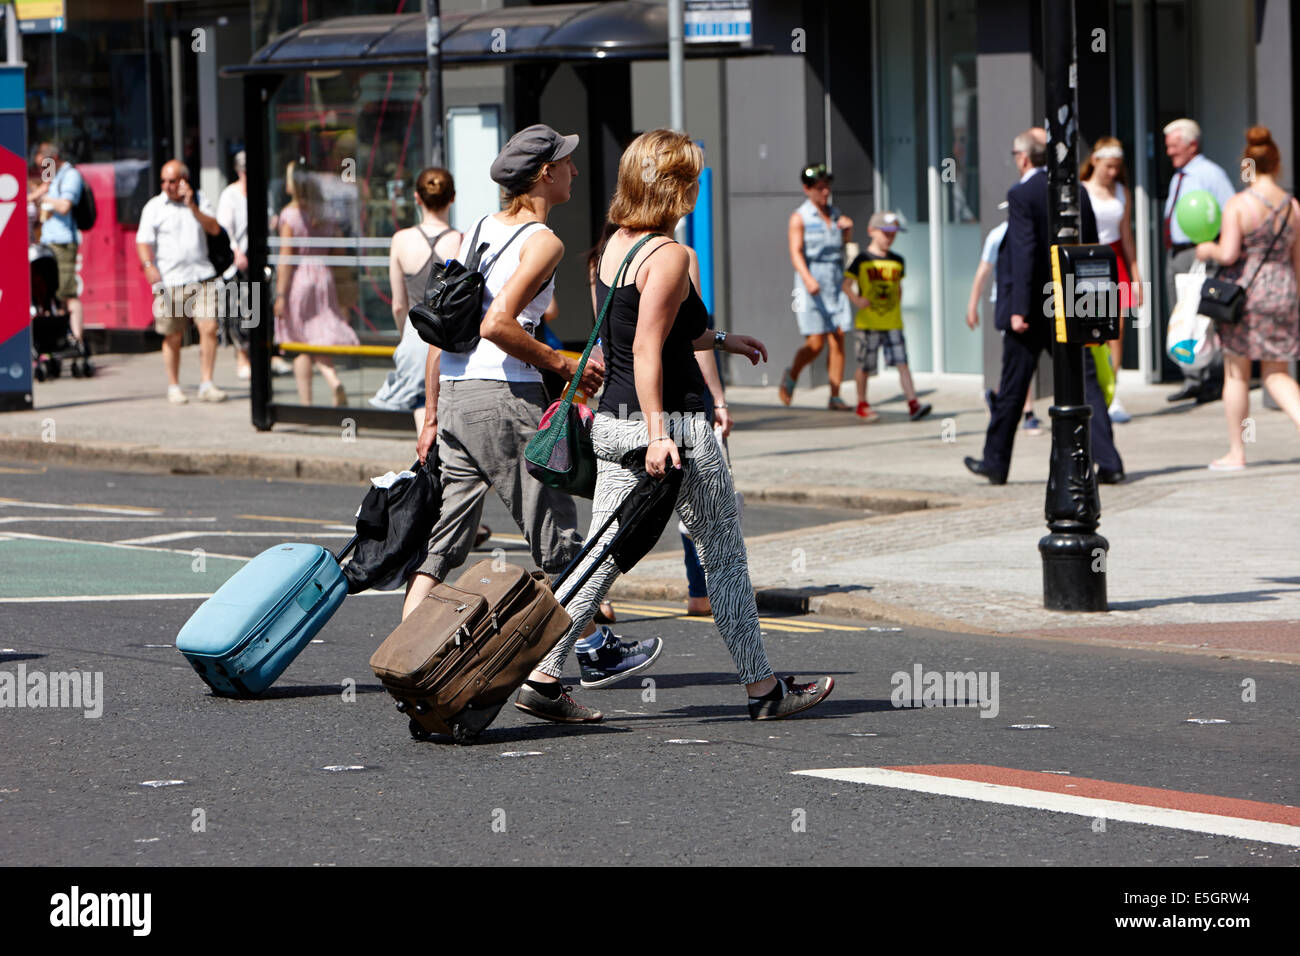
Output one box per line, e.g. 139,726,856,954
3,345,1299,664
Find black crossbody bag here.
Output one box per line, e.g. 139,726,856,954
1198,199,1292,325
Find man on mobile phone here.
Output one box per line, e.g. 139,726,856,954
136,159,227,404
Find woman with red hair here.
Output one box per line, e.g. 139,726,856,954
1196,126,1300,470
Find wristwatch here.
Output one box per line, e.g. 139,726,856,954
713,330,728,351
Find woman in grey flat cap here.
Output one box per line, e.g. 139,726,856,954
404,125,662,715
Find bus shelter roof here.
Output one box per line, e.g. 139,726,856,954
225,1,768,75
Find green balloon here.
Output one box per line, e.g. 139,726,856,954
1175,189,1222,243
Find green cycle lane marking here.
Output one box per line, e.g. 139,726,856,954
0,536,247,599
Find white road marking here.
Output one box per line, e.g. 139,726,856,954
0,531,247,561
792,767,1300,847
113,530,352,545
0,498,162,516
0,590,397,604
0,516,217,525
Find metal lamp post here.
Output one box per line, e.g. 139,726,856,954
1039,0,1109,611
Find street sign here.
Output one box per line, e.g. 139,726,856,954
0,64,31,411
14,0,65,35
684,0,752,45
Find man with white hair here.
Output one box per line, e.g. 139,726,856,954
1162,118,1235,404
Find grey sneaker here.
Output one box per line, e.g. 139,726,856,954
748,676,834,720
514,683,604,723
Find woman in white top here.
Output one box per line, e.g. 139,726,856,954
1081,137,1143,422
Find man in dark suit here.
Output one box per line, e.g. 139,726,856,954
965,128,1124,485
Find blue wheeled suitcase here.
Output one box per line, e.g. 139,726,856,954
176,541,353,697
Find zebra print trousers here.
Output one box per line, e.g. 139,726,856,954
536,411,773,685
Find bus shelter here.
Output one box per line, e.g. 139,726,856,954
224,1,765,432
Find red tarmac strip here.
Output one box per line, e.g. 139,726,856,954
886,765,1300,826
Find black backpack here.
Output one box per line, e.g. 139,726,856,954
70,167,97,232
206,226,235,279
408,218,537,353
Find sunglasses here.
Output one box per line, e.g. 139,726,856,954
801,164,832,185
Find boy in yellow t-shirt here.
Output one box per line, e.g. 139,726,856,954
842,211,931,422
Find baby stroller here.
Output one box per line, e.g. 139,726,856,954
30,242,93,380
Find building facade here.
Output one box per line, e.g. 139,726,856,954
13,0,1297,405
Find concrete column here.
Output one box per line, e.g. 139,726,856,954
1255,0,1295,405
975,0,1042,391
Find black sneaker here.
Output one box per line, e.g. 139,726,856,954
579,626,664,689
748,676,835,720
514,683,604,723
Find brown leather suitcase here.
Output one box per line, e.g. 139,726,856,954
372,454,685,744
369,559,572,743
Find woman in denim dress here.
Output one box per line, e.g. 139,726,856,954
777,162,854,410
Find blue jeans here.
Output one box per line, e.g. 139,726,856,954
682,532,708,598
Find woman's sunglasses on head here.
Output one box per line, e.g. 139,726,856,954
801,164,832,186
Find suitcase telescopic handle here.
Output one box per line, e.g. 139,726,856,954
334,535,359,563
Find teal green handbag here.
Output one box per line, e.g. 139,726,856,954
524,233,660,497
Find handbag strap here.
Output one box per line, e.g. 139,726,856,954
461,217,488,271
558,232,663,405
1242,197,1292,293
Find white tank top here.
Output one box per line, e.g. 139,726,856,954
1087,181,1125,246
439,214,554,383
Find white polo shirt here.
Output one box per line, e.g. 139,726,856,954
136,191,217,287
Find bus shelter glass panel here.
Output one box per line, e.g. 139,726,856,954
264,69,426,409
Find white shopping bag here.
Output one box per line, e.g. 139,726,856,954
1166,261,1220,372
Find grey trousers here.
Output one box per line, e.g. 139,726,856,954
535,412,774,685
417,378,582,582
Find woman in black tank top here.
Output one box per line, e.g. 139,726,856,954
522,130,836,724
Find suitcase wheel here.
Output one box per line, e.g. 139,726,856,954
394,700,410,713
408,718,432,741
451,723,480,746
449,701,506,745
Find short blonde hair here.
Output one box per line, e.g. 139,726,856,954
607,130,703,232
1163,118,1201,145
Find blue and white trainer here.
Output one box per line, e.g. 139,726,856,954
578,626,663,689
